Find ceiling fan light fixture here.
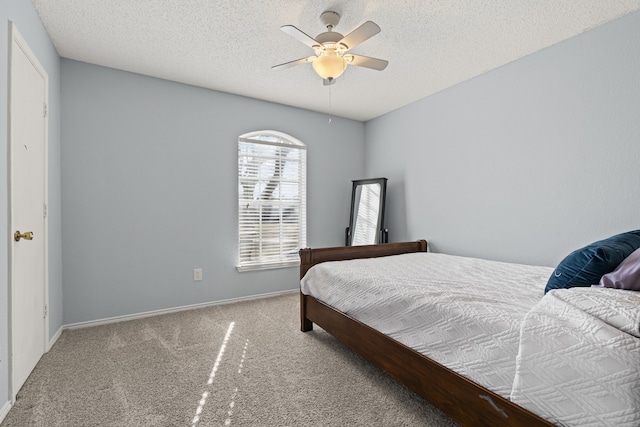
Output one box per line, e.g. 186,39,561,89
312,50,346,80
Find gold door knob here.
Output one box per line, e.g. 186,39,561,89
14,230,34,242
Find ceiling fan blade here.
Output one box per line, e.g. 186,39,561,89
347,54,388,71
338,21,381,50
272,57,311,70
280,25,320,48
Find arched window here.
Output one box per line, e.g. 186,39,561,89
237,131,307,271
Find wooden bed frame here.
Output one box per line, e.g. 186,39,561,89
299,240,555,427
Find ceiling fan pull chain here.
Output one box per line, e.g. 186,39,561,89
328,85,333,124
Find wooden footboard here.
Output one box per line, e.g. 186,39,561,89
298,241,554,427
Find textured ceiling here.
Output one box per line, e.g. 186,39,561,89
31,0,640,121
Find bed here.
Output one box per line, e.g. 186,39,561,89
298,240,640,427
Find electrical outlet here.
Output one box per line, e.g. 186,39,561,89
193,268,203,281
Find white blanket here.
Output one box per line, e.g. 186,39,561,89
301,252,553,398
511,287,640,427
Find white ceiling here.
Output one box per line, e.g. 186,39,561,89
31,0,640,122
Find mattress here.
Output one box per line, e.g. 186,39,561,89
300,252,554,398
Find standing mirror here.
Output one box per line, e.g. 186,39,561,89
345,178,388,246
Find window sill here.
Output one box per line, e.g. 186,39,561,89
236,260,299,272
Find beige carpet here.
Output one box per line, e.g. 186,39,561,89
1,293,459,426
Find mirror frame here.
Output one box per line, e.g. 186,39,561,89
346,177,388,246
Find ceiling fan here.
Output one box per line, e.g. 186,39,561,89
272,11,388,85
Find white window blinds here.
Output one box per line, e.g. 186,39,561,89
237,131,307,271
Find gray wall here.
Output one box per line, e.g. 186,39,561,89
366,10,640,267
61,60,365,324
0,0,62,409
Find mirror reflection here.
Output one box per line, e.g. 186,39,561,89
346,178,388,246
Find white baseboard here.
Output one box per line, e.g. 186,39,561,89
63,289,298,330
48,325,64,351
0,400,12,424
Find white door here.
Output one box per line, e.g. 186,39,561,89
9,23,49,400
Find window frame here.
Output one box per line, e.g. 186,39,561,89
236,130,307,272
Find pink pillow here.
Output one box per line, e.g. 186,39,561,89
598,247,640,290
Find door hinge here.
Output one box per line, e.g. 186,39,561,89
43,203,48,218
43,102,48,118
43,304,48,318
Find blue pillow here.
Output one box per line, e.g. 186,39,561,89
545,230,640,294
